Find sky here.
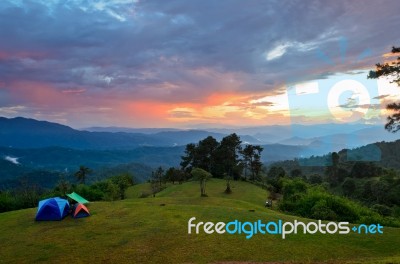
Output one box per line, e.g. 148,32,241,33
0,0,400,128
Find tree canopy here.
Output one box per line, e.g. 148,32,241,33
368,46,400,132
74,165,91,184
180,133,263,180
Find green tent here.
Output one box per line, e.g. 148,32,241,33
66,192,89,204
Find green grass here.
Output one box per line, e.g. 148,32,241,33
1,179,399,263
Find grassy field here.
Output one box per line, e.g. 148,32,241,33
1,179,400,263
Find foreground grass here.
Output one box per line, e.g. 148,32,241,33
1,179,399,263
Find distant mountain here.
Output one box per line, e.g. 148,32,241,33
0,117,170,149
206,123,387,140
0,145,179,188
82,123,395,148
84,127,182,134
273,139,400,172
0,146,184,171
292,127,399,153
85,127,263,144
278,136,314,146
153,130,262,145
93,162,155,183
0,117,261,149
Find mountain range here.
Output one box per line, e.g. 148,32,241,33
0,117,263,149
0,116,398,188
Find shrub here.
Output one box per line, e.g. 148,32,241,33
308,174,322,184
74,184,103,201
310,199,337,220
276,178,394,224
371,204,393,216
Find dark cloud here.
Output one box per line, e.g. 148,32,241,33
0,0,399,105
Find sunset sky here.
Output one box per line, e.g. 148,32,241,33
0,0,400,128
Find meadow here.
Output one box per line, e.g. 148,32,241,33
0,179,399,263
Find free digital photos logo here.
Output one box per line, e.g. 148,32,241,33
188,217,383,240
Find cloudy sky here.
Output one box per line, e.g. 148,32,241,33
0,0,400,128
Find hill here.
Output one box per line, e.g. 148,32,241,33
274,139,400,170
0,146,184,188
0,179,399,263
0,117,261,149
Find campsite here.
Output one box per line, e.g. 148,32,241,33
35,192,90,221
1,179,399,263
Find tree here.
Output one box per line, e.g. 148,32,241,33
74,165,91,184
150,177,159,197
149,167,165,197
267,166,286,192
350,162,382,178
214,133,242,179
56,176,70,196
166,167,186,184
191,167,211,197
154,166,165,189
180,143,197,172
308,174,323,184
371,180,390,204
240,144,264,181
104,180,119,201
342,177,356,197
290,168,302,178
197,136,219,172
267,166,286,179
180,137,219,173
368,46,400,132
110,173,134,200
166,167,177,184
325,152,339,185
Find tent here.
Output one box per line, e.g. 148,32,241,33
72,203,90,218
66,192,89,204
35,197,70,221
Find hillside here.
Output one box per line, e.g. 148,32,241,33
0,117,261,149
274,139,400,170
1,179,399,263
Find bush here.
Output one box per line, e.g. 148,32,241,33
342,177,356,197
0,192,17,213
282,178,307,200
308,174,322,184
277,178,399,225
310,200,337,220
372,204,393,216
74,184,104,201
393,206,400,218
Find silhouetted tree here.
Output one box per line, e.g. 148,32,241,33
165,167,186,184
74,165,92,184
350,162,382,178
368,46,400,132
267,166,286,192
342,178,356,197
325,152,339,185
240,144,264,181
180,143,197,172
197,136,219,172
308,174,323,184
290,168,302,178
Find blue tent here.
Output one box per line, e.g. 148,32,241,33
35,197,70,221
